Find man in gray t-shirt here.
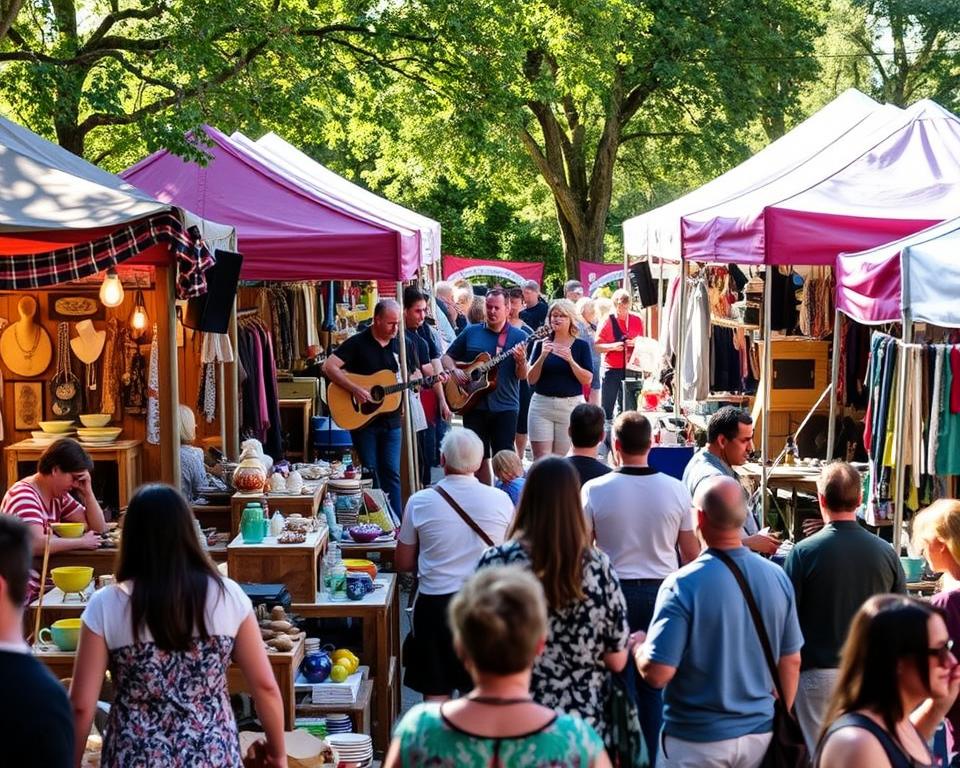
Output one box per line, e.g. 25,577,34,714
682,406,780,555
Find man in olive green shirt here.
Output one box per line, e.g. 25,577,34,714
784,461,906,753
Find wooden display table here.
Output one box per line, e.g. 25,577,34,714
278,398,314,462
297,680,373,736
26,584,91,635
47,539,228,577
5,439,142,511
339,539,398,571
291,573,400,756
230,483,326,537
227,529,328,602
34,634,305,730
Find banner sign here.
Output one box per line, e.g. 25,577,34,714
579,260,624,294
442,255,544,286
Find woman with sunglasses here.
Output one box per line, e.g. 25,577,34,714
818,594,960,768
914,499,960,764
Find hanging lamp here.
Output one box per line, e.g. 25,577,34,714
99,269,124,307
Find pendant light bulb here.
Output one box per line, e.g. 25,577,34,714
99,268,124,308
131,289,148,332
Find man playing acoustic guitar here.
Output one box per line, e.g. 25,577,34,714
442,289,529,485
322,299,418,518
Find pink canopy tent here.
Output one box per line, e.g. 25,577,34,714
681,100,960,265
121,126,420,281
622,88,881,262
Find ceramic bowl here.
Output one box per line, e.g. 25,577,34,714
79,414,112,428
348,524,383,543
900,556,925,582
342,558,377,580
51,522,85,538
50,566,93,594
38,420,75,434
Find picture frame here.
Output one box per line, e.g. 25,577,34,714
47,293,105,321
13,381,43,430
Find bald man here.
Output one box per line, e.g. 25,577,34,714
322,299,418,517
633,475,803,768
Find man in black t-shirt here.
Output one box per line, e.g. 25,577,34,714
322,299,417,517
519,279,548,330
0,516,74,767
404,287,452,486
565,403,611,486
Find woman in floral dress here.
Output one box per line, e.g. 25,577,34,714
385,565,611,767
70,484,286,767
477,457,630,748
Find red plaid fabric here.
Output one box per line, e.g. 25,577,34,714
0,212,213,292
177,226,217,300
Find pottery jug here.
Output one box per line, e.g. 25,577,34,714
233,457,267,493
240,504,265,544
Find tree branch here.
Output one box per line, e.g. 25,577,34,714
621,130,691,143
84,4,165,50
518,125,584,241
0,0,24,45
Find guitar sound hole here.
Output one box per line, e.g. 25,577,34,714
469,369,483,382
369,386,385,403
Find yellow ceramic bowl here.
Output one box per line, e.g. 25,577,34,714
76,427,122,436
342,559,378,580
38,420,75,434
51,522,85,538
50,566,93,594
79,414,112,428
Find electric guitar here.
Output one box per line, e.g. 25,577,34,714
326,369,441,431
445,325,551,414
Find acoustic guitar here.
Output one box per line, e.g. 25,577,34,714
445,325,550,414
327,369,441,431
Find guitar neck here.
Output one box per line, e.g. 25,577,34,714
380,373,438,395
477,327,547,373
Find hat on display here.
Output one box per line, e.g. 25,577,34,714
70,320,106,364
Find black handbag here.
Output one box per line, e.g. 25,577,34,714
714,550,810,768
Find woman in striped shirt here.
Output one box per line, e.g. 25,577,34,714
0,438,106,600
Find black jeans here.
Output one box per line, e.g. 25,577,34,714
462,409,519,458
601,368,626,420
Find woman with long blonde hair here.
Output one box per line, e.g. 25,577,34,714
526,299,594,458
913,499,960,760
477,457,629,751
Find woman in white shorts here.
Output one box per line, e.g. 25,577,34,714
526,299,594,458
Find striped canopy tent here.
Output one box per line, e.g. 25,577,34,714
0,113,236,483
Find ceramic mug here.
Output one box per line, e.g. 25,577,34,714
346,572,373,601
39,618,82,651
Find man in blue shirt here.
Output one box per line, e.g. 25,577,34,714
443,289,529,485
633,474,803,768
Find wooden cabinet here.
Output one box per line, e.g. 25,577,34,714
278,397,313,462
226,528,328,602
757,338,830,411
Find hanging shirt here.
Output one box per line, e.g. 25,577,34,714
681,280,710,402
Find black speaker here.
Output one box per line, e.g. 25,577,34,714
184,249,243,333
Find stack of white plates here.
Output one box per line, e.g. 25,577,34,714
324,713,352,735
77,427,123,445
326,733,372,765
31,430,75,443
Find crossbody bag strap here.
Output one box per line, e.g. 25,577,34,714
433,486,495,547
712,549,787,704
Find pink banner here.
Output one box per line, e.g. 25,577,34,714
579,260,624,294
442,254,543,285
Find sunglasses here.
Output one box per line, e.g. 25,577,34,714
926,640,955,667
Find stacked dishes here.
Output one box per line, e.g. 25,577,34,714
77,427,123,445
33,420,76,443
324,713,352,735
326,733,372,766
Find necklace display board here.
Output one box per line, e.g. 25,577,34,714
0,296,52,377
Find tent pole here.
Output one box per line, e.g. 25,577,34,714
156,265,181,487
674,262,687,418
892,313,913,553
826,308,842,461
760,266,773,521
397,281,418,504
224,301,240,460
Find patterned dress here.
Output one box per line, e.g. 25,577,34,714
101,638,243,767
477,541,630,746
393,703,604,767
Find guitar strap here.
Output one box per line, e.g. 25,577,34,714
495,326,509,355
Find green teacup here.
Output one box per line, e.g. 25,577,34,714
39,618,82,651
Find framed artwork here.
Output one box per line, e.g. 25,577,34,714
48,293,105,321
13,381,43,430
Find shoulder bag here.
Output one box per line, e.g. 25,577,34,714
433,485,494,546
713,550,810,768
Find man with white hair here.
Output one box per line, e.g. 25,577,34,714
633,475,803,768
519,279,548,329
397,428,515,700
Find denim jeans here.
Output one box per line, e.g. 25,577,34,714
350,422,403,519
621,579,665,764
601,368,627,420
